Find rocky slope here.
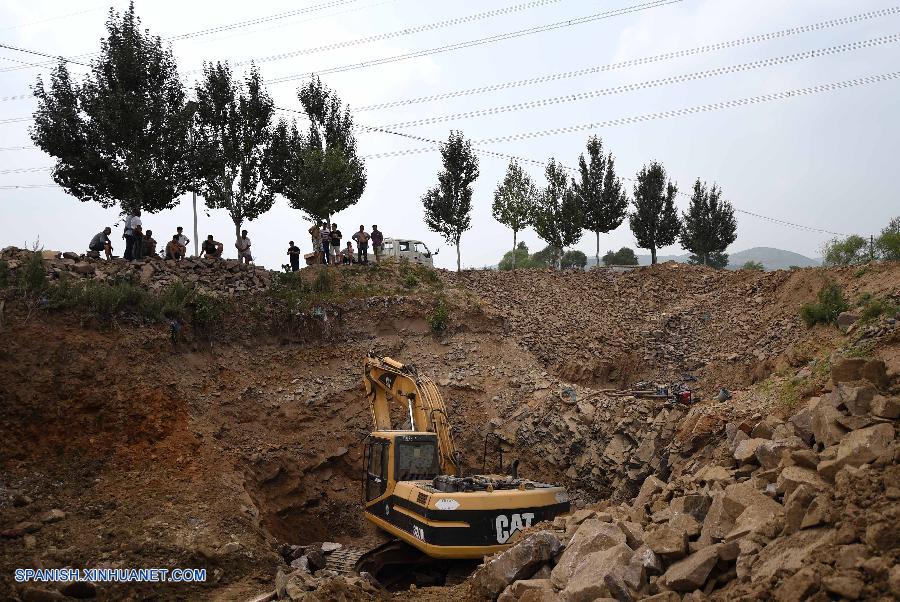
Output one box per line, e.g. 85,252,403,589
0,248,898,601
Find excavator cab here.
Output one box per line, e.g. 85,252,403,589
359,356,570,563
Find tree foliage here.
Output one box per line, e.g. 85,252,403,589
680,179,737,267
875,216,900,261
821,234,869,266
561,250,588,270
498,241,535,271
532,159,582,266
742,260,765,271
31,2,192,214
602,247,638,266
629,162,681,264
422,131,479,271
573,136,628,266
193,63,275,238
531,245,563,268
492,160,536,270
271,77,366,223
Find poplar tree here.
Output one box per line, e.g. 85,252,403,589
31,2,192,215
532,159,582,268
193,63,276,239
271,77,366,224
680,179,737,268
629,162,680,264
573,136,628,267
422,131,479,271
492,160,536,270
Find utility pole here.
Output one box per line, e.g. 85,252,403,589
869,234,875,262
193,191,199,257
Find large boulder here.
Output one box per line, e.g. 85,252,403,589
776,466,826,497
756,437,805,470
788,407,814,445
669,494,711,522
835,384,877,416
551,520,626,589
816,423,895,482
645,525,688,559
661,545,720,592
633,476,666,508
809,397,848,446
733,438,769,464
831,358,866,384
498,578,559,602
559,543,634,602
472,531,561,598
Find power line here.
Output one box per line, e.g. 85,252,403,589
0,183,61,190
361,70,900,156
0,146,37,151
0,116,34,125
0,42,91,68
222,0,564,69
0,94,35,103
265,0,684,84
0,5,107,32
376,34,900,129
168,0,362,40
355,6,900,112
0,166,50,175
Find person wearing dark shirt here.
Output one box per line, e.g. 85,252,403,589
143,230,158,258
329,224,342,266
370,225,383,263
201,235,223,258
287,241,301,271
89,227,113,260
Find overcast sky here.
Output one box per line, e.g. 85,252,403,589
1,0,898,269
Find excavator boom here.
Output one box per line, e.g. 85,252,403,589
364,355,460,475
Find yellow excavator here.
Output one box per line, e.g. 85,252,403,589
357,355,569,574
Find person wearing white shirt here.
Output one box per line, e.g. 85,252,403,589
175,226,190,257
236,230,252,265
123,209,141,260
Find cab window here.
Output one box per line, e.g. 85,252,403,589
399,241,410,252
395,440,440,481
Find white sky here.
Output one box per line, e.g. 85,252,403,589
1,0,899,269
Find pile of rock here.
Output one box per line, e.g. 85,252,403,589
1,247,272,296
472,359,899,600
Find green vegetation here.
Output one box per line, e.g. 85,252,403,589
561,250,587,270
403,273,419,288
573,136,628,267
680,179,737,268
822,234,869,266
629,161,680,265
602,247,638,266
859,296,899,323
742,260,764,271
492,160,536,270
875,216,900,261
799,282,848,327
429,298,450,334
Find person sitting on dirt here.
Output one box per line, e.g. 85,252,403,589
371,225,383,263
165,235,183,260
201,235,223,258
342,241,355,265
236,230,252,265
175,226,190,257
287,240,301,272
308,222,322,263
143,230,159,258
89,227,113,260
352,225,370,264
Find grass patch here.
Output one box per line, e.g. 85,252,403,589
429,298,450,334
799,281,848,327
859,297,899,323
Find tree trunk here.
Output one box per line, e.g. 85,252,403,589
651,247,657,265
595,230,600,268
456,240,461,272
511,230,517,270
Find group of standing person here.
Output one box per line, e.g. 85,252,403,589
286,222,384,271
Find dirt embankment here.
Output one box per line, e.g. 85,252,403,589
0,258,898,600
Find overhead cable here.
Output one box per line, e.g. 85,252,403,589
355,6,900,112
360,70,900,156
265,0,684,83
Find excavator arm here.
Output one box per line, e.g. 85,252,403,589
364,355,461,475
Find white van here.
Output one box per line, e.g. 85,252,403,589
380,238,438,267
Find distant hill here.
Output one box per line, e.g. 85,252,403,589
586,247,820,271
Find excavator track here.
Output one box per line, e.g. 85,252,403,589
324,546,369,575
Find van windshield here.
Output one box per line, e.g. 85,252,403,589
395,440,441,481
